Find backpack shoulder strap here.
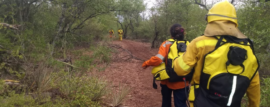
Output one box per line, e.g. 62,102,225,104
215,36,224,49
247,39,255,54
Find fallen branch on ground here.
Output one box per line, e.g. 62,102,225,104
56,60,77,68
109,44,145,62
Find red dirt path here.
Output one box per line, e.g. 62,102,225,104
102,39,162,107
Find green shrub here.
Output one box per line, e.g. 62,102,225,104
92,44,112,64
0,80,40,107
74,55,94,71
261,77,270,106
241,77,270,107
0,92,38,107
50,71,109,106
0,72,110,107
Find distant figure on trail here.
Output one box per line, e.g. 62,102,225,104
118,28,123,41
109,29,114,38
173,1,260,107
142,24,190,107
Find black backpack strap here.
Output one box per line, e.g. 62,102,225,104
247,39,255,54
247,38,260,80
152,77,157,89
226,62,245,74
215,36,224,49
243,40,248,45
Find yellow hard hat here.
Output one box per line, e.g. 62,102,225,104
206,0,238,27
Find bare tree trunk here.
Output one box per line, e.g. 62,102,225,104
151,19,159,48
123,20,131,39
135,14,140,39
50,3,67,56
130,20,135,38
123,24,129,39
151,32,159,48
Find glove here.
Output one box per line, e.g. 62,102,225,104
142,61,149,69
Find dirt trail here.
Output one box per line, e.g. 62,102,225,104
101,39,162,107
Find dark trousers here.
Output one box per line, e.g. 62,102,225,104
161,84,189,107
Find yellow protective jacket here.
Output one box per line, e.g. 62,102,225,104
173,21,260,107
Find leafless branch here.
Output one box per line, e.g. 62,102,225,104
71,8,139,31
0,23,20,30
231,0,235,4
194,0,209,11
116,20,124,30
56,60,77,68
72,11,110,31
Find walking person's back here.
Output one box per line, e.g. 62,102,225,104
142,24,190,107
173,1,260,107
118,29,123,41
109,29,114,38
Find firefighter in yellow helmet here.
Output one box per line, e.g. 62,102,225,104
109,29,114,38
173,1,260,107
118,28,123,41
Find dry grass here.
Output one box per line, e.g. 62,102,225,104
109,84,131,107
22,61,57,93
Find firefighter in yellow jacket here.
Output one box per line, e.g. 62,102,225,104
118,28,123,41
109,29,114,38
173,1,260,107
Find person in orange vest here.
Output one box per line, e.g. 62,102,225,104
142,24,189,107
118,28,123,41
173,1,260,107
109,29,114,38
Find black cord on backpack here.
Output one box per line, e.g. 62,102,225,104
183,78,190,107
